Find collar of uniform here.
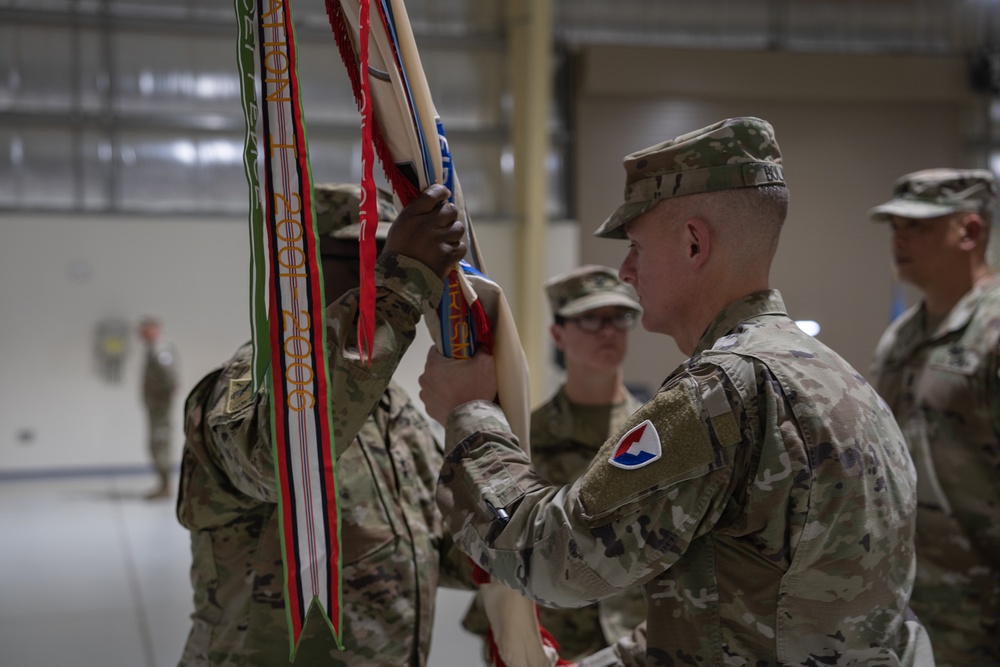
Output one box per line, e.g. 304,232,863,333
873,302,923,367
923,273,1000,342
692,289,788,356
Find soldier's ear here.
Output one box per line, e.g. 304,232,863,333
550,323,566,351
684,217,711,268
959,213,986,252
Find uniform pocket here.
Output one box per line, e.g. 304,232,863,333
927,345,979,376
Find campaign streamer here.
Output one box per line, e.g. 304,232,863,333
326,1,567,665
235,0,342,656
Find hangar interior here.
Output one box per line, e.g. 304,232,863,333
1,1,998,666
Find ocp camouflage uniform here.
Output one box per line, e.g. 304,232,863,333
870,275,1000,665
438,291,934,666
143,339,178,478
462,388,645,661
177,253,472,666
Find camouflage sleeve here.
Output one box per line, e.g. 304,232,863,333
436,371,743,609
199,254,441,502
326,252,442,458
201,345,278,503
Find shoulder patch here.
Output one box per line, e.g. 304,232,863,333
580,381,719,517
609,420,662,469
225,377,254,414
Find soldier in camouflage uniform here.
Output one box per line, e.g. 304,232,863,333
421,117,935,667
138,316,179,500
868,169,1000,666
461,265,646,662
176,183,471,666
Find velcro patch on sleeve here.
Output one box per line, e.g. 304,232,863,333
225,377,254,414
581,381,718,516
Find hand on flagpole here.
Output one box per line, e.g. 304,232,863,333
384,184,466,279
419,347,497,424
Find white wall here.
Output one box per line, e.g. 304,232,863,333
0,214,251,472
0,214,578,474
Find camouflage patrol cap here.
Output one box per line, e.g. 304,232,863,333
594,117,785,239
314,183,398,240
869,168,997,222
545,265,641,318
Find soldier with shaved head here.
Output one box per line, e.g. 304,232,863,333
421,117,935,666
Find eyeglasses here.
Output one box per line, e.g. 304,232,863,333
565,311,638,332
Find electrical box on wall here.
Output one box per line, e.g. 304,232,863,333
95,318,130,385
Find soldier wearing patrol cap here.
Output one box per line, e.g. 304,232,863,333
868,168,1000,666
421,117,935,666
461,265,646,662
176,182,473,666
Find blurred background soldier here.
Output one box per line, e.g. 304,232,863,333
461,265,646,663
176,183,472,666
137,315,178,500
869,168,1000,666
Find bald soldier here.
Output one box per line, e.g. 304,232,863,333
461,266,646,662
176,183,470,666
421,117,935,666
868,169,1000,666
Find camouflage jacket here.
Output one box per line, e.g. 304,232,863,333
870,275,1000,666
143,340,178,408
462,388,646,661
438,290,935,667
176,255,472,667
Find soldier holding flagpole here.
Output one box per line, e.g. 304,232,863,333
421,117,936,666
176,183,471,667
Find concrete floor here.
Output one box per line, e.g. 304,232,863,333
0,472,481,667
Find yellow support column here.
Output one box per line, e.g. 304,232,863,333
507,0,552,408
